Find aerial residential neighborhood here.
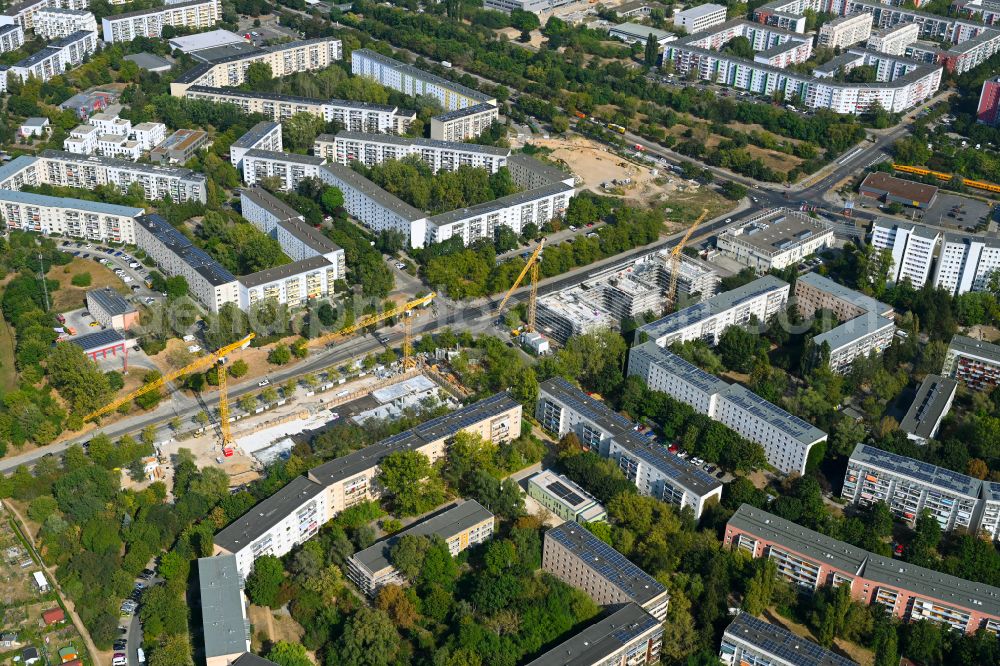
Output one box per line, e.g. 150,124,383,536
0,0,998,665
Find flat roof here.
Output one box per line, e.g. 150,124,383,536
168,29,247,53
860,172,939,205
231,655,279,666
86,287,134,317
353,48,493,104
40,150,206,183
675,2,726,18
185,85,399,113
899,374,958,440
0,189,144,217
432,101,498,122
334,130,511,157
507,153,573,185
629,342,730,395
240,255,331,288
69,329,125,352
152,129,208,153
610,22,673,40
175,36,340,83
730,504,1000,616
529,469,603,512
850,443,980,497
947,334,1000,364
319,162,425,221
109,0,216,20
197,556,247,659
232,122,281,150
0,155,37,183
350,500,493,575
811,315,895,353
214,476,324,552
724,613,859,666
239,187,342,255
545,521,666,606
134,214,237,286
244,149,326,166
722,211,833,257
721,384,827,445
428,181,573,228
524,603,660,666
191,42,259,64
872,218,941,241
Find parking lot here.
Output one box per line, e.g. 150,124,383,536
919,192,994,231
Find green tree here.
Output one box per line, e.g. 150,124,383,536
742,559,778,615
644,32,659,66
378,450,443,516
268,344,292,365
245,555,284,608
228,359,248,378
245,61,273,90
267,642,313,666
331,607,401,666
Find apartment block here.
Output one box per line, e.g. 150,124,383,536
868,22,921,55
63,124,98,154
870,219,940,286
900,374,958,443
198,556,250,666
317,161,426,243
627,342,827,475
725,504,1000,633
1,29,97,89
96,134,141,161
37,150,207,202
527,469,607,524
794,272,896,373
170,37,342,93
346,501,494,597
933,231,1000,296
241,150,325,191
0,189,142,244
33,7,95,39
980,482,1000,542
429,103,500,141
351,48,496,112
101,0,221,42
638,274,790,347
0,0,87,32
327,131,510,174
230,121,282,170
0,155,42,190
819,12,873,48
978,75,1000,125
149,128,209,164
216,393,521,578
942,334,1000,390
674,3,728,32
716,209,834,272
524,603,663,666
543,521,669,621
0,24,23,53
131,122,166,152
720,613,859,666
536,377,723,518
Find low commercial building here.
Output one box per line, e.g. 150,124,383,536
674,3,728,33
726,503,1000,633
149,128,208,164
870,219,940,287
942,334,1000,390
216,394,522,578
133,214,239,312
230,122,281,170
637,274,790,347
327,131,510,174
720,613,860,666
0,23,24,53
609,21,675,47
241,150,326,191
715,209,834,272
794,272,896,373
346,500,494,597
101,0,221,42
429,102,500,142
933,231,1000,296
527,469,607,523
86,288,139,331
197,555,250,666
168,28,245,54
543,521,669,621
818,12,873,49
1,30,97,90
616,1,664,19
537,377,723,518
859,172,939,209
70,329,126,362
524,603,663,666
0,189,143,244
867,22,921,55
33,7,95,39
900,374,958,443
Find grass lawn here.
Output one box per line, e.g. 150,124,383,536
0,317,17,392
663,186,735,227
49,258,126,313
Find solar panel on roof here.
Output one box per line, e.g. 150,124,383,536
546,480,586,507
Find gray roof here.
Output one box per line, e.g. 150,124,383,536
610,21,672,40
21,117,49,128
811,314,895,354
214,476,324,553
186,85,399,113
232,122,281,150
545,521,667,606
724,613,859,666
720,384,827,446
849,444,980,498
899,374,958,440
0,155,37,183
639,275,789,340
134,215,237,287
947,334,1000,364
872,218,941,241
983,482,1000,503
797,273,892,318
197,556,248,659
675,2,726,18
125,52,173,71
507,153,572,185
191,42,259,64
349,500,493,576
231,654,279,666
0,189,144,218
432,101,498,123
86,288,134,317
39,150,206,183
239,186,342,255
629,342,730,395
69,329,125,352
244,149,326,166
353,49,493,104
109,0,213,19
523,603,660,666
334,130,512,157
730,504,1000,616
319,163,425,221
428,182,573,228
240,255,332,289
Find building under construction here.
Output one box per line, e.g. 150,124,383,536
536,253,719,343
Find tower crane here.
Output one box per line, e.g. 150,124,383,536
309,292,436,350
496,238,544,333
666,209,708,310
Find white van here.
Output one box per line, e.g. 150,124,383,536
137,648,146,663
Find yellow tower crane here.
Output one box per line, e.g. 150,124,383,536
310,292,436,364
496,238,545,333
666,209,708,310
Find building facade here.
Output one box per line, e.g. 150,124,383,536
716,209,835,272
933,231,1000,296
527,469,607,523
942,334,1000,390
524,603,663,666
868,22,921,54
899,374,958,443
429,103,500,142
241,150,325,191
0,24,24,53
36,150,207,202
870,219,940,286
328,131,510,174
0,189,142,243
33,7,95,39
978,76,1000,125
674,4,728,32
230,122,282,170
101,0,220,42
2,29,97,90
818,11,873,47
86,288,139,331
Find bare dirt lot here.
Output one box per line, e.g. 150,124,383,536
49,258,126,313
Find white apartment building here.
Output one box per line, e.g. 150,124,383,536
133,213,239,312
2,30,97,90
101,0,220,42
637,274,790,347
317,162,426,244
627,342,826,475
716,209,834,272
241,150,326,191
536,377,723,519
795,272,896,373
33,7,95,39
0,155,42,190
429,103,500,142
131,122,166,152
63,124,98,154
90,111,130,137
327,131,510,174
169,37,342,93
96,134,141,161
674,3,728,33
870,219,941,286
36,150,208,202
0,24,24,53
351,48,496,112
0,189,142,244
867,22,921,55
230,121,282,170
980,483,1000,542
525,603,663,666
818,12,873,48
933,232,1000,295
0,0,87,32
